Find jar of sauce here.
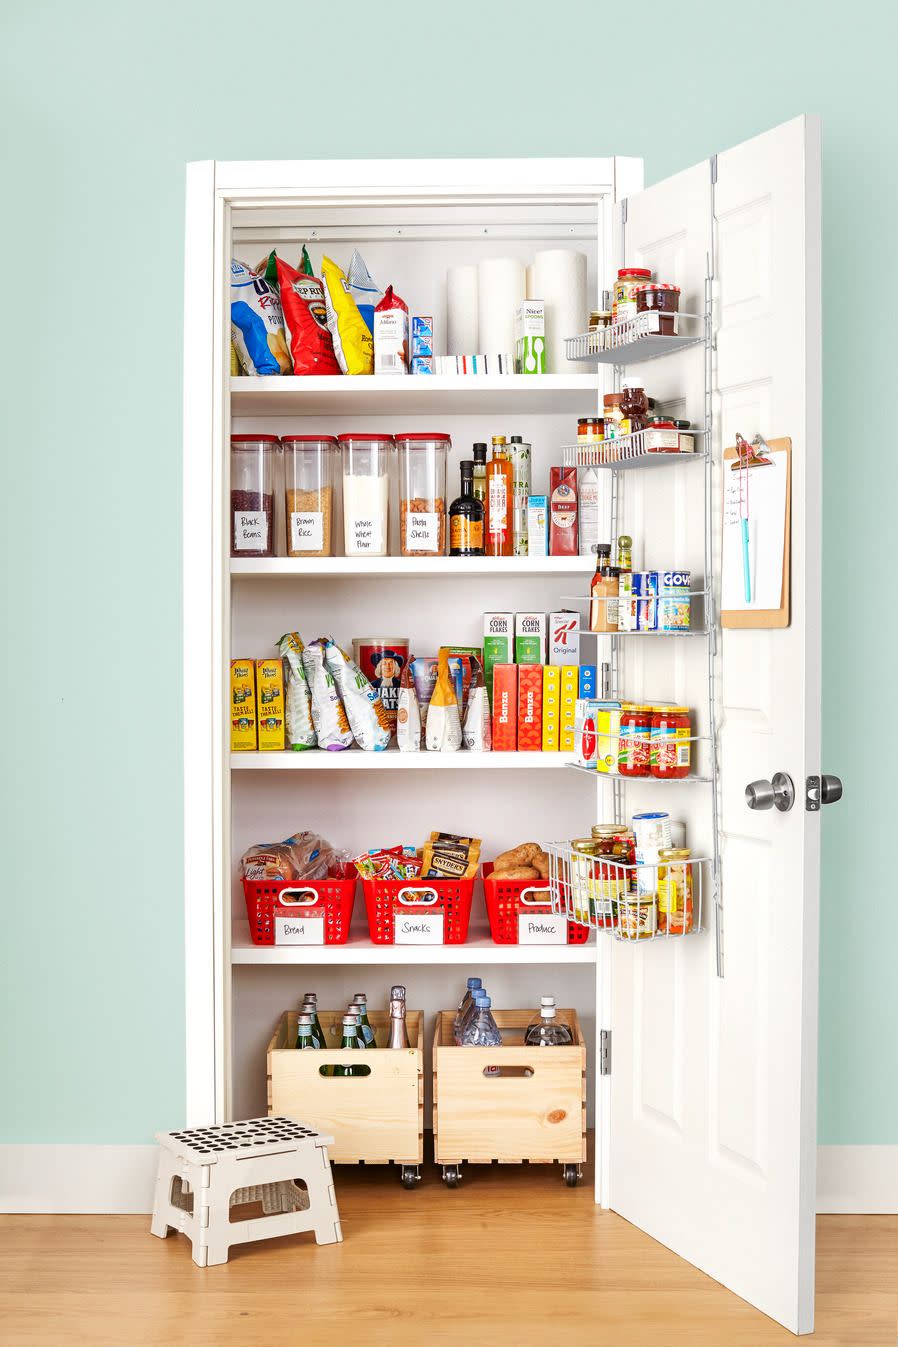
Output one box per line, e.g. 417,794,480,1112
657,847,694,933
618,703,652,777
613,267,652,325
603,393,624,442
636,283,681,336
651,706,691,779
619,379,649,438
577,416,603,443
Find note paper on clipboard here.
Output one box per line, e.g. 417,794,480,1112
721,437,791,628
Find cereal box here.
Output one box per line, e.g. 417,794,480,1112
579,664,597,698
483,613,513,703
514,612,547,664
559,666,579,753
230,659,257,751
517,665,543,751
542,666,560,751
256,658,285,751
596,701,621,774
573,698,601,768
549,610,580,666
491,664,518,751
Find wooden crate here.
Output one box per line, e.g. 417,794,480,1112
267,1010,423,1165
432,1009,586,1165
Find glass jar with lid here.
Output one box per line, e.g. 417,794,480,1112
338,434,393,557
613,267,652,324
394,433,450,557
282,435,338,558
230,434,278,557
618,703,652,777
657,847,694,933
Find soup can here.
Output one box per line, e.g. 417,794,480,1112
658,569,691,631
352,637,410,737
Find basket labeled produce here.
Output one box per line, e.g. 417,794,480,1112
241,830,356,946
483,842,590,945
355,834,480,946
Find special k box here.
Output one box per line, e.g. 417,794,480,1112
492,664,518,751
517,665,543,750
542,665,560,751
559,666,579,752
256,658,285,751
549,610,580,666
230,659,257,751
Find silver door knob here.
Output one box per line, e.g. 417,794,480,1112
745,772,795,812
805,774,843,810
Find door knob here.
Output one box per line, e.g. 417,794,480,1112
745,772,795,812
805,774,844,811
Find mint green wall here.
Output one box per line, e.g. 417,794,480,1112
1,0,890,1145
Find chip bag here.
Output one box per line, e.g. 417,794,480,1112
258,245,314,289
396,655,422,752
424,648,463,752
322,638,390,751
300,641,353,749
345,249,383,334
321,255,374,375
462,656,491,752
278,632,317,749
276,255,341,377
230,259,292,375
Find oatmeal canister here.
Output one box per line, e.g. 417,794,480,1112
352,637,410,738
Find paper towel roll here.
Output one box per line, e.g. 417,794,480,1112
477,257,526,357
531,249,588,373
446,265,479,356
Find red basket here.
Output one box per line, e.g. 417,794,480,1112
362,875,476,945
242,876,357,946
483,864,590,945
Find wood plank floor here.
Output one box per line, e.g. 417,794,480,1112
1,1152,895,1347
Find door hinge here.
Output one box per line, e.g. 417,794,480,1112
710,153,718,185
600,1029,612,1076
620,198,628,225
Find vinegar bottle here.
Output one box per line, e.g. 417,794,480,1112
486,437,514,557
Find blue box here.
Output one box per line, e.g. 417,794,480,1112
579,665,597,697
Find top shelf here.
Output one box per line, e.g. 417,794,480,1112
230,373,598,417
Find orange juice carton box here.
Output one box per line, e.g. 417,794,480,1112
230,659,257,751
514,612,547,664
517,664,543,750
542,665,561,751
255,658,285,751
549,610,580,666
559,665,579,752
491,664,518,751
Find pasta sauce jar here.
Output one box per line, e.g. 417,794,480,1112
618,703,652,777
651,706,691,779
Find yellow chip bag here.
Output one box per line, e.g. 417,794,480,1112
321,255,374,375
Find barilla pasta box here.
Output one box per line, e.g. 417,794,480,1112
517,665,543,751
579,664,597,698
230,659,257,751
549,610,580,666
573,698,601,768
483,613,513,704
492,664,518,751
255,658,285,751
542,666,560,751
559,666,579,752
596,701,621,774
514,612,547,664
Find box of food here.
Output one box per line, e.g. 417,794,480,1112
579,664,597,698
596,701,621,774
411,315,434,357
256,658,285,751
230,659,257,751
549,611,580,666
559,666,579,752
410,356,434,375
527,496,548,556
517,664,543,751
483,613,513,703
514,300,546,375
573,698,601,768
514,612,547,664
492,664,518,751
549,466,578,557
542,666,560,751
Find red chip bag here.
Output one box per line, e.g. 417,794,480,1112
276,256,341,376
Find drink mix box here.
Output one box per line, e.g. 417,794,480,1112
256,658,285,751
559,666,579,752
542,665,560,751
573,699,601,768
230,659,257,751
549,611,580,666
527,496,549,556
483,613,513,703
491,664,518,751
514,612,547,664
517,664,543,750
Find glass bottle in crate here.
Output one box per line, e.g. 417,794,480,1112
334,1015,363,1076
461,994,502,1047
300,998,326,1049
351,993,376,1047
454,978,483,1039
524,1002,573,1047
457,983,488,1043
524,996,556,1042
388,997,410,1049
295,1021,318,1050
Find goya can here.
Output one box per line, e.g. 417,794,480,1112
658,569,691,631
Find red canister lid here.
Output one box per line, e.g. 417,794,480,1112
231,433,280,443
617,268,652,280
280,435,338,444
336,433,395,444
393,433,452,443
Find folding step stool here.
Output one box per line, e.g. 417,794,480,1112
150,1117,343,1266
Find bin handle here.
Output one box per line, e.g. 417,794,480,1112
518,887,550,906
396,886,439,907
277,888,319,907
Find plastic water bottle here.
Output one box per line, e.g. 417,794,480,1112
524,1000,573,1047
524,996,556,1043
454,977,483,1041
461,994,502,1047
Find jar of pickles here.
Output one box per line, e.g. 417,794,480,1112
657,848,694,933
618,703,652,777
570,838,600,924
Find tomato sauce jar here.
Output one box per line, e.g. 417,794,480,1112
618,703,652,777
651,706,691,779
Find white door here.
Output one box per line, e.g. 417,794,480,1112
606,116,822,1334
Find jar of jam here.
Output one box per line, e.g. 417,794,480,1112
619,378,649,438
618,703,652,777
603,393,624,442
636,282,681,336
589,308,612,331
657,847,694,933
613,267,652,325
651,706,691,779
577,416,603,443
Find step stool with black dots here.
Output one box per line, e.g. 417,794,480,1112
150,1117,343,1266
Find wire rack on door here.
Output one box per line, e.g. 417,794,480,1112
546,841,705,941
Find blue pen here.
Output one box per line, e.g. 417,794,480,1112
741,517,751,603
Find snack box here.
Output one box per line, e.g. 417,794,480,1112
492,664,518,751
483,613,513,703
230,659,257,751
579,664,597,698
374,304,409,375
256,658,286,751
573,698,601,769
596,701,621,774
410,356,434,375
517,665,543,751
549,611,580,666
542,666,560,751
514,299,546,375
559,666,579,753
411,315,434,357
514,612,547,664
527,496,549,557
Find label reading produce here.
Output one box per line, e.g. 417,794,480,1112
394,912,444,945
290,511,324,552
274,914,325,945
517,913,567,945
234,511,268,550
405,511,439,552
349,515,383,553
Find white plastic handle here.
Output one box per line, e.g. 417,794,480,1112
277,887,319,907
396,886,439,907
518,887,550,907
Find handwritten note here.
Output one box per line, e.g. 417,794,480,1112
721,450,788,611
394,912,444,945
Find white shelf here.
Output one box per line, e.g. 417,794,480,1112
231,373,598,416
231,918,595,965
230,555,596,579
232,750,574,771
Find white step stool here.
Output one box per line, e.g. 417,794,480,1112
150,1117,343,1266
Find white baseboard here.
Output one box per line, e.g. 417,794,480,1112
1,1143,896,1215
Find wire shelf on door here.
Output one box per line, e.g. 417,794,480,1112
561,428,706,469
564,312,705,365
546,841,704,940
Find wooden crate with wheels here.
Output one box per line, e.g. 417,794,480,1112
432,1009,586,1187
267,1011,424,1188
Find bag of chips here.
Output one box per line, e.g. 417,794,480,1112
462,656,491,752
278,632,317,749
322,638,390,751
396,655,422,752
424,648,463,752
300,641,353,749
421,831,481,879
321,255,374,375
258,245,314,289
276,255,341,376
345,249,383,334
230,259,292,375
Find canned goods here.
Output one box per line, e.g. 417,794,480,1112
658,569,691,631
632,811,672,895
571,838,600,924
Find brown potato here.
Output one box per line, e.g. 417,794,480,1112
494,865,540,880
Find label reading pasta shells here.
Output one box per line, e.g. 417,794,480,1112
405,511,438,551
290,511,324,552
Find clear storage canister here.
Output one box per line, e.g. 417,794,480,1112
338,434,393,557
230,434,278,557
395,433,449,557
282,435,338,558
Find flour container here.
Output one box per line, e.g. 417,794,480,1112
338,434,393,557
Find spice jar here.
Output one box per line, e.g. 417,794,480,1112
619,377,649,438
230,434,278,557
618,703,652,777
651,705,691,779
282,436,338,558
395,433,449,557
636,283,681,336
338,434,393,557
657,847,694,933
613,267,652,324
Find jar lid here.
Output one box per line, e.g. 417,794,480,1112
618,268,652,280
658,706,690,714
603,393,624,407
659,847,691,859
336,433,395,444
394,432,452,443
636,282,681,293
280,434,338,445
648,418,676,428
621,376,645,389
231,433,280,443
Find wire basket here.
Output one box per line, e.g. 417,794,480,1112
242,876,357,946
362,876,476,945
482,864,590,945
545,841,705,941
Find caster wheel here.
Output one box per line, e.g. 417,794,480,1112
442,1165,461,1188
400,1166,419,1190
563,1164,581,1187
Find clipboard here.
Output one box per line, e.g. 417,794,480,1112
721,436,791,629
